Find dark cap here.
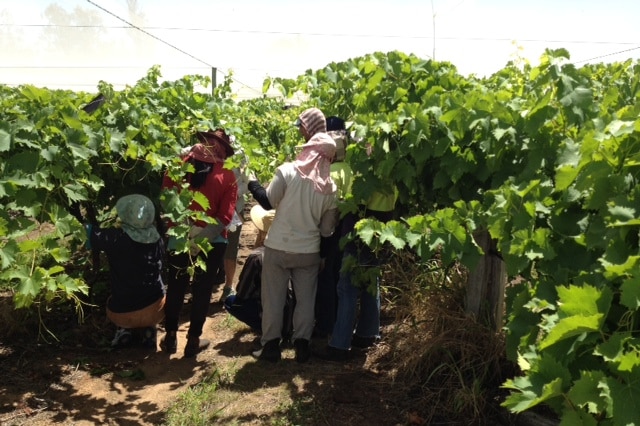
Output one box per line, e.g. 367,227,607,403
326,116,345,131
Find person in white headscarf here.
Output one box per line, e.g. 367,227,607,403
247,107,339,363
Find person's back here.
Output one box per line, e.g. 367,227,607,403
92,228,165,313
87,194,166,349
264,159,337,254
248,107,338,364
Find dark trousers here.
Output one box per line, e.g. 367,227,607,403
314,233,343,336
224,295,262,332
164,243,227,338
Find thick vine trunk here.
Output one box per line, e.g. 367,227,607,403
466,230,506,330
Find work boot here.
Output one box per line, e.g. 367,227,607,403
351,335,377,349
160,331,177,354
252,338,281,363
140,326,158,350
184,336,210,358
220,286,235,303
294,338,311,363
314,345,349,363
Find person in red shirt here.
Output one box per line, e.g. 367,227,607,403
160,128,238,358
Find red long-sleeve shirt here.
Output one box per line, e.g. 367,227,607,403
162,161,238,239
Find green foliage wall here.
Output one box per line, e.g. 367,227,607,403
2,49,640,423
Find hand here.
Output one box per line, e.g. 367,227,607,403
248,170,257,182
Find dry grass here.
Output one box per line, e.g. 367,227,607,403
0,230,518,425
370,250,515,426
0,292,37,339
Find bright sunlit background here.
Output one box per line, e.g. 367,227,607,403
2,0,639,99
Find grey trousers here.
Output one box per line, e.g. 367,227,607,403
260,246,321,346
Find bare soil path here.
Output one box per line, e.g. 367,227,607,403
0,219,402,426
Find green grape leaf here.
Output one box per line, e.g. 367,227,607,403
539,315,603,350
502,377,563,413
0,128,11,152
620,276,640,310
567,370,607,415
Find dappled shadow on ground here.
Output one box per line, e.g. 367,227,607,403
210,325,402,426
232,357,397,425
0,296,219,426
0,216,258,426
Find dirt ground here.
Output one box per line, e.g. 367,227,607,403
0,218,405,426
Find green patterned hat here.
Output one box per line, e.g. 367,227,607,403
115,194,160,244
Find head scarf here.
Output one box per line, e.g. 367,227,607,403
296,108,327,136
115,194,161,244
294,133,336,195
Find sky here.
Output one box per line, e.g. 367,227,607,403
1,0,639,99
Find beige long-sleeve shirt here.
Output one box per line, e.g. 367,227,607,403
265,162,338,254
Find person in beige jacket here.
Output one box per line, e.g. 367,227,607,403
248,107,338,363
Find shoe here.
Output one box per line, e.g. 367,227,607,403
314,345,349,363
215,267,226,285
184,336,210,358
160,331,177,354
294,339,311,363
140,326,157,350
220,286,235,303
351,335,377,349
252,338,281,363
111,328,133,348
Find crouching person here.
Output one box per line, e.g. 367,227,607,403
224,205,296,348
86,194,166,349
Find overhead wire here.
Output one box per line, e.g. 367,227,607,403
84,0,261,96
3,23,638,46
3,12,640,92
571,45,640,65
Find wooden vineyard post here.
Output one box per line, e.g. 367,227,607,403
466,230,507,331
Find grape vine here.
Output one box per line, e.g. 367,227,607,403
2,49,640,423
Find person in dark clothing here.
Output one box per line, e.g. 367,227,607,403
87,194,166,349
160,128,238,358
314,116,353,337
223,246,265,332
223,205,296,341
314,132,398,362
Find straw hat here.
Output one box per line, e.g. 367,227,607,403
250,205,275,233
